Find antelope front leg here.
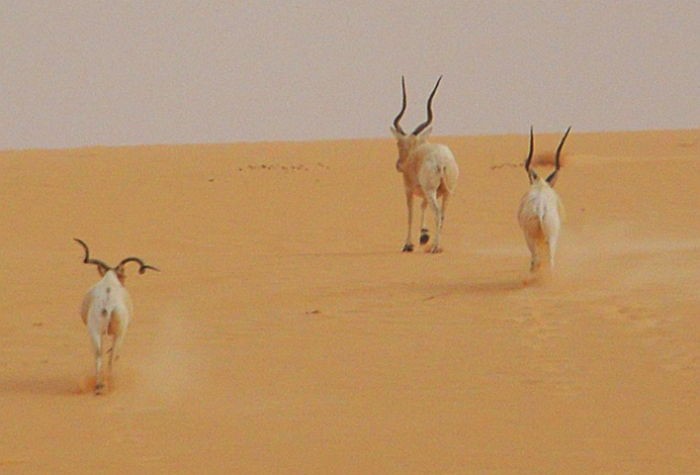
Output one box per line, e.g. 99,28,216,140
402,193,414,252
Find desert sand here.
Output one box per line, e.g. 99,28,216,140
0,129,698,473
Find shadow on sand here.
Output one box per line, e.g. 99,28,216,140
0,374,97,397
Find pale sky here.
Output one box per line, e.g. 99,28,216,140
2,1,698,150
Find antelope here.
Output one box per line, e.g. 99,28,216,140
517,126,571,272
391,76,459,253
75,238,159,394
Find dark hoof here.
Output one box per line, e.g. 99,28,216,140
402,244,414,252
420,231,430,245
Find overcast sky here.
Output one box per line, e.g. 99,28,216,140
2,1,698,150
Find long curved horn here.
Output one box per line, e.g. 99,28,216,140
116,257,160,274
554,126,572,168
546,126,572,185
392,76,408,135
525,126,535,184
74,238,110,272
524,126,534,173
412,75,442,136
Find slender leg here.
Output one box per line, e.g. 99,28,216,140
88,311,107,395
419,199,429,245
108,335,121,372
524,233,539,272
438,192,450,244
92,334,104,394
441,193,450,225
108,311,126,371
426,191,443,253
548,232,559,270
402,193,414,252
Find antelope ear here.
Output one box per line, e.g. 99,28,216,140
546,171,559,186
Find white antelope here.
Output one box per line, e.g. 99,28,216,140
391,76,459,253
75,238,159,394
517,126,571,272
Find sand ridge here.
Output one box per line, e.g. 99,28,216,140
0,130,698,472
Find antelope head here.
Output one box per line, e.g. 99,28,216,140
525,126,572,187
75,238,159,285
390,76,443,172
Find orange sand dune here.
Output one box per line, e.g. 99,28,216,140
1,130,698,473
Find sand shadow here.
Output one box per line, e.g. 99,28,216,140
413,274,530,301
0,375,111,396
461,278,529,293
0,374,97,397
290,250,398,258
